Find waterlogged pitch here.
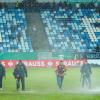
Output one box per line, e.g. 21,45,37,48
0,68,100,100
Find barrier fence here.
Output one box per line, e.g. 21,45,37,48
1,59,86,68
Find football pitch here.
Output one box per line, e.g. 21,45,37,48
0,67,100,100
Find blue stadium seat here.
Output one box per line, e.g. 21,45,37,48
41,7,100,52
0,8,33,52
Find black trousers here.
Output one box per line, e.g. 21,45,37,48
16,77,25,91
0,76,3,88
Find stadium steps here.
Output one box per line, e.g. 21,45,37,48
25,11,50,50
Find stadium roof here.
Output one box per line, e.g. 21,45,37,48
0,0,100,3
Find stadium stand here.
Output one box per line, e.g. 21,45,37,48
0,1,100,56
0,8,33,52
41,6,100,52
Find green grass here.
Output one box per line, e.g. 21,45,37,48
0,67,100,100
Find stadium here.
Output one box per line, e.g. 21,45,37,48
0,0,100,100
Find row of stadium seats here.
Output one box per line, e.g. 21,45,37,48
0,8,33,52
41,7,100,52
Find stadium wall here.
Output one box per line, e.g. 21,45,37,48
0,52,37,60
0,52,99,60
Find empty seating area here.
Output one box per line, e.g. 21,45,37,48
0,8,33,52
41,7,100,52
